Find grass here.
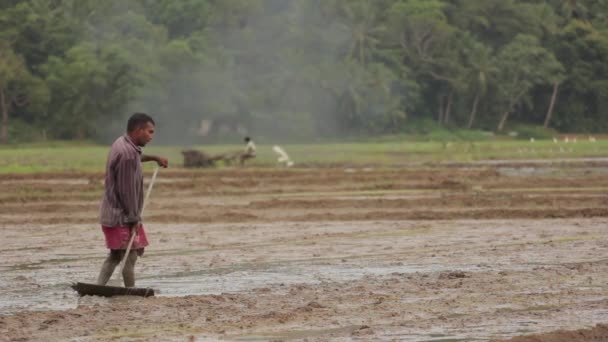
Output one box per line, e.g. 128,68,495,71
0,138,607,173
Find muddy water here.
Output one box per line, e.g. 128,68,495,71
0,219,553,312
1,220,495,314
3,165,608,341
2,218,608,341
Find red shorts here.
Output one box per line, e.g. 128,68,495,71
101,225,149,250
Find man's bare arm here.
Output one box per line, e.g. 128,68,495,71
142,155,169,168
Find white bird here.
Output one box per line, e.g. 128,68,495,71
589,136,597,143
530,137,535,143
272,145,294,167
553,137,558,143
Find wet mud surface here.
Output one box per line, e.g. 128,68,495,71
1,161,608,341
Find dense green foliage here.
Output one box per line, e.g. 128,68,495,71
0,0,606,143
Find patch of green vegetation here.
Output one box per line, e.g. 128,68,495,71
0,138,607,173
552,235,600,243
507,124,558,140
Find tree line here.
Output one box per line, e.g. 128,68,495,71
1,0,607,143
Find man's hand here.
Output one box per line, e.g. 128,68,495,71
142,154,169,168
155,157,169,168
129,222,142,237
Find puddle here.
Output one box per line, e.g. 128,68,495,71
140,262,485,298
2,218,608,341
0,253,546,315
0,259,490,314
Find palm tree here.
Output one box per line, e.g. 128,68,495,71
338,0,387,65
0,42,28,143
465,42,495,128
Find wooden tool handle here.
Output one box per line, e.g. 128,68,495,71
118,165,159,279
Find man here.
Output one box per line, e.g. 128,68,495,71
97,113,168,287
239,136,256,165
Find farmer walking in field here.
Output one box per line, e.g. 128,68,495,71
96,113,168,287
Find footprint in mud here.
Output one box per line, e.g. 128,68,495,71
209,254,226,267
296,301,327,313
42,318,60,325
352,325,374,336
13,276,37,283
439,271,471,279
38,314,64,330
12,276,41,288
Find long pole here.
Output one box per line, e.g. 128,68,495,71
118,165,159,279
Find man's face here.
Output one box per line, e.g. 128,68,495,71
135,122,155,146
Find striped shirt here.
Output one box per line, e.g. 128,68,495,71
99,135,144,227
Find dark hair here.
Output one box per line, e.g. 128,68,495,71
127,113,155,132
244,136,251,142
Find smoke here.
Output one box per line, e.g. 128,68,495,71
119,0,355,145
93,0,401,145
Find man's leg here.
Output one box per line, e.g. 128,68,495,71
96,250,122,285
121,250,139,287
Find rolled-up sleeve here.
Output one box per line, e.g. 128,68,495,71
115,158,140,225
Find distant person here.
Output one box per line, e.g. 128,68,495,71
240,136,256,165
97,113,168,287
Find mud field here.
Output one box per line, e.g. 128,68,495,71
1,161,608,341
